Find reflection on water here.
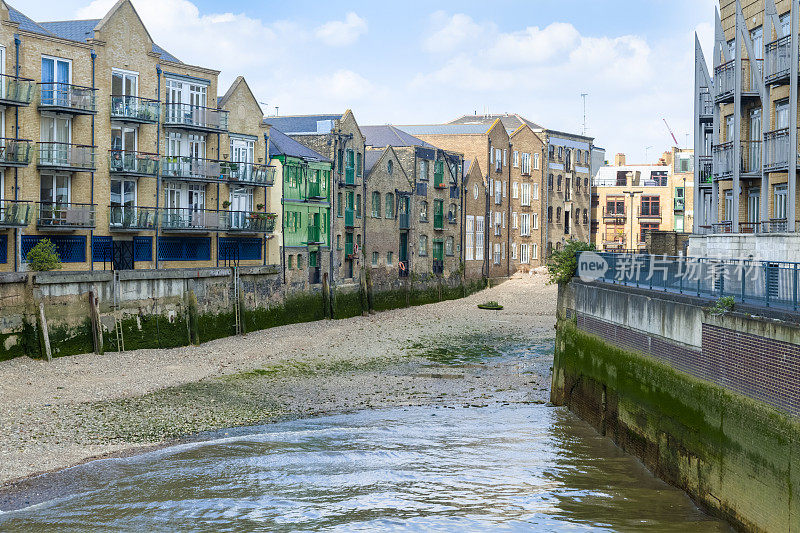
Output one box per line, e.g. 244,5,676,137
0,405,730,532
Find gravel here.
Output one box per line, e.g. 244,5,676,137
0,273,557,488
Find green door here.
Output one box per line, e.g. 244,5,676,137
399,232,408,262
433,240,444,262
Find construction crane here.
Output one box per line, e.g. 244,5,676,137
662,118,679,147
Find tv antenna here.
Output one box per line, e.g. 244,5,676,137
581,93,588,135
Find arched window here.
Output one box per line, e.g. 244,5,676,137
385,192,394,218
474,184,479,199
448,203,458,223
420,200,428,222
557,175,562,192
556,207,562,223
372,191,381,218
548,174,554,191
548,206,553,223
387,160,393,174
583,209,588,224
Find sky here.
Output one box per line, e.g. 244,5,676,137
15,0,718,164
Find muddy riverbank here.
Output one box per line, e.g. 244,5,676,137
0,274,557,489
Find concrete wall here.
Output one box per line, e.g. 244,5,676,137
554,280,800,532
688,233,800,262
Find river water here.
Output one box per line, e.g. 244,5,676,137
0,403,730,531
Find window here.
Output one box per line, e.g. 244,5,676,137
616,171,627,187
512,242,517,260
420,200,428,222
548,206,553,223
557,146,563,161
724,190,733,221
356,194,362,218
337,149,344,174
641,196,660,216
556,207,561,223
606,196,625,215
448,203,458,223
356,152,363,177
419,234,428,256
532,213,539,230
512,212,518,229
336,234,341,250
533,153,540,170
40,56,71,106
775,184,788,219
641,222,659,243
495,149,502,172
495,180,502,204
297,254,304,270
520,213,530,236
503,181,507,197
521,183,531,206
372,251,379,266
777,100,790,130
520,243,529,264
385,193,394,218
532,183,539,200
521,152,531,175
387,251,393,265
675,214,685,232
387,160,393,174
532,243,538,260
512,182,519,199
475,216,484,260
473,184,479,199
513,151,519,167
583,209,588,225
419,159,429,180
548,174,553,191
465,216,475,261
494,243,501,265
557,175,562,192
288,255,294,270
372,191,381,218
445,236,454,256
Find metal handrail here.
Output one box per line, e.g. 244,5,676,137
38,82,97,113
36,201,96,228
37,142,96,169
0,138,33,165
110,95,160,122
163,102,229,131
109,150,160,176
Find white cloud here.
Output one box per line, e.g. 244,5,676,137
487,23,580,64
314,12,368,47
423,12,492,54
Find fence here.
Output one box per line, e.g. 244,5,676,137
582,251,800,312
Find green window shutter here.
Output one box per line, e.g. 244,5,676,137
357,153,363,176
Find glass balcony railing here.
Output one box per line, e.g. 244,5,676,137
162,156,221,182
225,210,277,233
109,150,160,177
0,200,35,227
161,207,224,231
109,205,158,230
37,202,96,228
37,142,96,171
0,138,33,166
222,162,275,185
307,225,323,244
0,74,35,106
164,103,228,132
38,82,97,114
110,95,160,123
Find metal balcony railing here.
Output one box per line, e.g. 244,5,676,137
163,103,228,132
765,35,792,84
307,225,323,244
109,206,158,231
763,128,800,171
37,202,96,228
699,155,713,184
712,142,735,178
222,161,275,186
0,200,35,227
162,156,222,182
37,142,96,171
109,150,160,177
741,140,762,175
110,95,160,123
714,58,762,101
0,138,33,166
698,88,713,119
345,208,355,228
225,211,277,233
399,212,410,230
161,208,222,231
38,82,96,114
638,206,662,219
602,206,626,219
0,74,35,106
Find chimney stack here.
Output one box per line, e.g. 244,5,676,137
614,153,626,166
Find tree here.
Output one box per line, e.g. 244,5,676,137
26,239,62,271
546,240,595,284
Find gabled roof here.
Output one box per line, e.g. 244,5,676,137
365,148,383,174
265,114,343,135
151,43,181,63
362,125,435,148
39,19,98,41
8,5,54,36
463,159,473,179
396,124,493,136
219,76,261,111
448,113,544,133
269,128,330,162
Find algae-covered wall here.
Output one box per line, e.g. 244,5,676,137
0,268,488,360
554,281,800,532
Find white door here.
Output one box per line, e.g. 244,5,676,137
747,188,760,223
748,108,761,173
188,184,205,227
231,138,254,180
230,187,253,228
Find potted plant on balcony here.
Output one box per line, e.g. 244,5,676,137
256,204,265,211
222,200,232,209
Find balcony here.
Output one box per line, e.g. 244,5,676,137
741,140,761,176
225,211,277,233
222,161,275,186
307,225,323,244
714,58,761,103
698,88,713,122
162,156,222,183
433,212,444,230
0,200,35,227
763,128,800,172
161,208,222,232
712,142,735,178
307,180,325,199
38,83,97,115
344,207,355,228
0,74,35,106
399,212,410,230
699,155,713,184
109,150,160,177
110,95,160,124
37,202,96,229
109,205,158,231
37,142,96,172
602,207,626,220
637,207,662,220
765,35,793,86
434,173,446,189
163,103,228,133
0,138,33,167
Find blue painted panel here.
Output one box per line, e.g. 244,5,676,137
92,236,113,262
133,236,153,262
157,236,211,261
0,234,7,264
21,235,87,263
219,237,262,261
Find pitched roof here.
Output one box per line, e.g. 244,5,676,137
396,124,493,136
362,125,435,148
219,76,260,110
39,19,99,41
268,128,330,162
365,148,383,174
463,159,473,179
152,43,181,63
447,113,544,133
8,5,54,36
265,114,343,135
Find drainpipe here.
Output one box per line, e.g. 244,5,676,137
155,65,162,269
507,141,512,277
460,156,465,275
486,139,492,279
215,122,220,267
264,131,269,267
281,156,286,285
90,49,96,271
13,35,20,272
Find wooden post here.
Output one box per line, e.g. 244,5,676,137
88,290,103,355
39,302,51,362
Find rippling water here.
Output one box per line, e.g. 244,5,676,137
0,404,730,532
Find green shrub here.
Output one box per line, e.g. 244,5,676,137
546,240,595,284
710,296,735,315
26,238,62,271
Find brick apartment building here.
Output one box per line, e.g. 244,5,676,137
0,0,279,272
